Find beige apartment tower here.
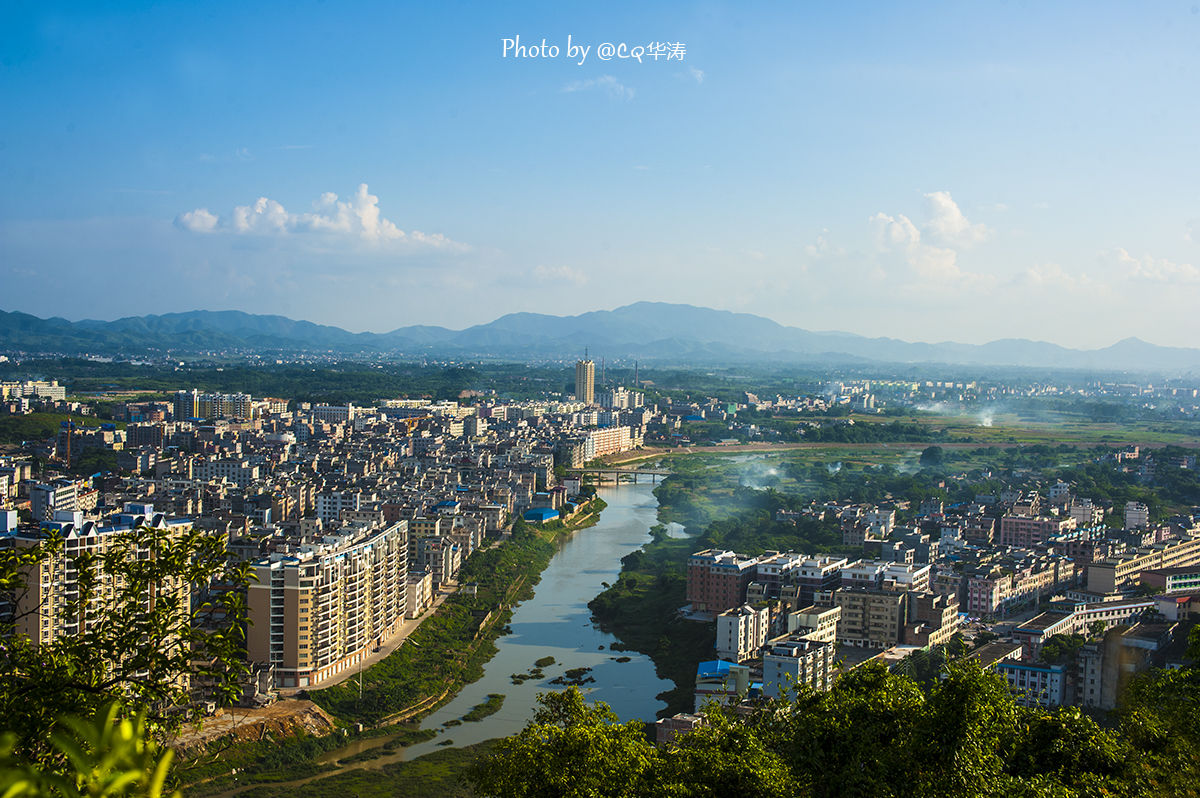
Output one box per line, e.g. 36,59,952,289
575,359,595,405
246,520,408,689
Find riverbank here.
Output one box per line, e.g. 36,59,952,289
588,466,850,717
588,530,715,716
310,495,608,724
178,496,607,796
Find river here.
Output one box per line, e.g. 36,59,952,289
308,481,676,771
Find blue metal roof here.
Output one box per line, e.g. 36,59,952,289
696,660,733,678
523,507,560,522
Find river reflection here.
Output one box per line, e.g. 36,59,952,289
378,481,674,761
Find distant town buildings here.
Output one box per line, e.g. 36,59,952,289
2,385,653,696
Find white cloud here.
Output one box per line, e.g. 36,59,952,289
870,191,992,282
176,208,218,233
1110,247,1200,282
871,212,920,248
562,75,635,101
922,191,991,247
910,244,963,281
175,184,465,249
532,265,589,284
689,67,705,84
232,197,289,233
870,211,962,279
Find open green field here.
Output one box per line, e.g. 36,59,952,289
0,412,126,447
851,409,1200,447
231,740,491,798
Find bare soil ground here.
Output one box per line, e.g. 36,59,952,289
171,699,337,758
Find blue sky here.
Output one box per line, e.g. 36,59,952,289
2,1,1199,348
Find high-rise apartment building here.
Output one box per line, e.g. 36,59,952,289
246,520,408,688
575,359,595,405
174,389,200,421
198,392,253,421
174,389,253,421
715,603,770,662
4,506,193,648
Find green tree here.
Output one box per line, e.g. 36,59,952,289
475,662,1163,798
920,445,945,468
1118,665,1200,794
0,524,250,772
0,702,179,798
467,689,659,797
651,706,793,798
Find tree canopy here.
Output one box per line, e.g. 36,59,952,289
470,659,1200,798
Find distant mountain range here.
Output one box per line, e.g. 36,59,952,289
1,302,1197,374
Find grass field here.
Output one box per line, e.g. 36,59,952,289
850,410,1200,447
0,411,126,447
231,740,492,798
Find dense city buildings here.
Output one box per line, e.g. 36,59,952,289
4,363,1200,759
680,461,1200,715
1086,532,1200,593
2,386,649,696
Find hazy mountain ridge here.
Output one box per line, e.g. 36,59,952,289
1,304,1197,373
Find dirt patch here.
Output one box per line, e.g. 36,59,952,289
171,700,337,759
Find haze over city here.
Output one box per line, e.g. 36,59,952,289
2,2,1199,348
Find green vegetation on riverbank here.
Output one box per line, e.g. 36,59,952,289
235,740,493,798
591,462,823,715
461,694,505,723
182,725,437,797
590,477,850,715
309,498,606,724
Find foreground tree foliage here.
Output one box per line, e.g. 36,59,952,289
0,702,180,798
470,661,1200,798
0,524,250,775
